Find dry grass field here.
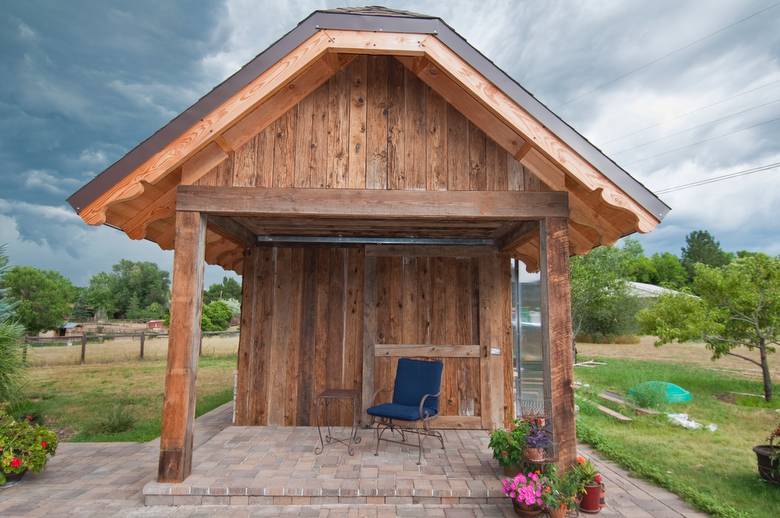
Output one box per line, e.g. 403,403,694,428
25,334,240,366
577,335,780,380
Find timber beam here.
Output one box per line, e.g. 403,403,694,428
176,186,568,220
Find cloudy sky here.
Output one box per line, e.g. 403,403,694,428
2,0,779,286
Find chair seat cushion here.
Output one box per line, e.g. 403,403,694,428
367,403,437,421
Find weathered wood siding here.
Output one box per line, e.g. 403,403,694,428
196,56,541,193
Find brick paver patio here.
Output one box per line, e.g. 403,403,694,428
0,403,709,517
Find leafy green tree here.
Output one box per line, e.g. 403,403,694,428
621,239,657,284
204,277,241,304
201,300,232,331
681,230,731,279
638,254,780,401
70,288,94,321
84,261,170,319
649,252,687,289
0,245,24,404
2,266,76,334
570,245,640,341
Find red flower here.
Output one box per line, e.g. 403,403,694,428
594,474,603,484
10,457,22,469
576,455,586,464
41,441,48,449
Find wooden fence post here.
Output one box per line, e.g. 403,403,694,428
80,335,87,365
139,332,146,359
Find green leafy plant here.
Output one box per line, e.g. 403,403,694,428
0,413,58,485
627,383,666,409
540,465,581,511
488,418,531,467
90,404,136,434
573,455,601,487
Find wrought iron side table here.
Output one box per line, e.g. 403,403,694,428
314,388,361,455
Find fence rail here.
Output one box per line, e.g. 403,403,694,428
23,330,240,365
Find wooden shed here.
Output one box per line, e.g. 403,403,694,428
68,7,668,483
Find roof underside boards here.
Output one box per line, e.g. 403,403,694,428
67,7,669,274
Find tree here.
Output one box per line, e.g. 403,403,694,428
649,252,687,289
681,230,731,279
201,300,232,331
570,245,640,341
204,277,241,304
0,245,24,404
621,239,657,284
638,254,780,401
84,261,170,319
1,266,76,334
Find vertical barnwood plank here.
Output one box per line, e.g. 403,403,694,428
268,248,291,425
158,211,206,482
417,256,432,344
311,83,330,188
284,248,304,426
297,248,317,425
508,154,526,191
469,122,487,191
250,247,274,425
326,250,346,403
345,248,364,420
540,217,576,470
361,254,377,426
426,88,447,191
486,138,509,191
294,93,315,188
235,247,258,424
500,255,515,426
255,127,275,188
327,69,350,188
456,258,476,416
471,257,482,417
313,248,331,423
386,58,405,190
274,108,296,188
403,68,427,190
386,256,403,395
442,258,459,416
348,56,368,188
232,135,257,187
446,105,469,190
373,257,390,405
401,256,419,344
478,253,506,429
525,166,542,192
366,56,388,189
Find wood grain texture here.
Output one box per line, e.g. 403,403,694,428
540,217,576,470
158,211,206,482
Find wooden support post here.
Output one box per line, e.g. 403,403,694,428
80,335,87,365
478,252,508,430
234,246,259,425
360,256,377,427
158,211,207,483
139,332,145,360
540,217,576,470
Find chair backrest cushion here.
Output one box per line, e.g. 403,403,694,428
392,358,443,413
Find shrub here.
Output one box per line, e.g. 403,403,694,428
0,413,58,485
201,300,232,331
90,405,136,434
627,383,666,409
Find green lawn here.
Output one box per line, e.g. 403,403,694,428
575,357,779,518
15,355,236,442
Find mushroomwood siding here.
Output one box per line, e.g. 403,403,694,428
196,56,538,194
235,246,513,429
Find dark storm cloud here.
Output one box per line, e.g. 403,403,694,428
1,0,778,286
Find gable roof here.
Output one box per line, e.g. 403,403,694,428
67,7,669,222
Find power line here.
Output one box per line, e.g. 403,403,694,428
602,78,780,144
611,97,780,155
655,161,780,194
623,115,780,166
561,2,780,106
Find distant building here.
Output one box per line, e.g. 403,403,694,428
627,282,683,299
57,322,83,337
147,319,165,331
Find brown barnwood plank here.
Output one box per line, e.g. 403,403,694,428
478,252,506,429
468,123,487,191
364,245,495,257
361,255,377,426
207,215,256,247
158,211,206,482
426,87,448,191
403,66,427,190
344,248,364,416
386,58,405,190
446,105,469,190
234,247,258,425
327,68,350,188
283,249,304,425
348,56,368,188
496,221,539,252
273,108,297,187
268,248,291,425
176,186,569,219
540,217,576,469
374,344,480,357
365,56,388,189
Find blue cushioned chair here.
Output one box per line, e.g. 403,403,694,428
366,358,445,464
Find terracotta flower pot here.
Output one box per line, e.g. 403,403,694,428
546,504,568,518
524,447,545,463
579,483,604,514
503,462,522,476
512,500,543,517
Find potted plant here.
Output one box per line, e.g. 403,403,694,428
0,413,58,486
524,417,552,463
574,456,604,514
753,423,780,485
540,466,580,518
501,471,545,516
489,419,531,475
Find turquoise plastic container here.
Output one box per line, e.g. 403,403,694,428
628,381,692,404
